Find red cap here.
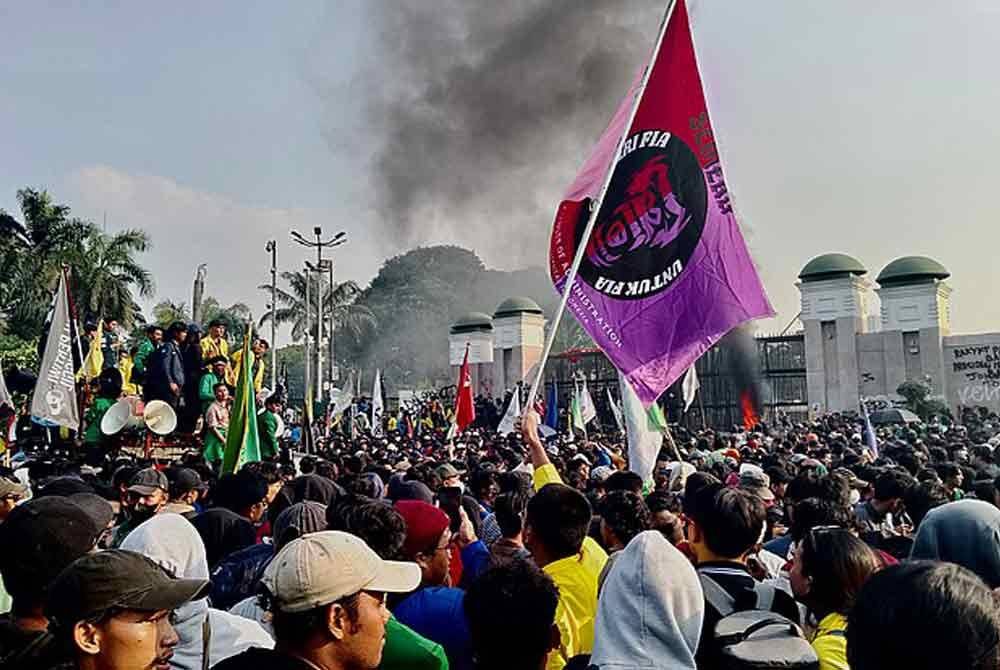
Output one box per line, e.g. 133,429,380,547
395,500,449,559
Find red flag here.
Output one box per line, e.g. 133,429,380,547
454,345,476,432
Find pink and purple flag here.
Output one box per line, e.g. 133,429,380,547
549,0,773,406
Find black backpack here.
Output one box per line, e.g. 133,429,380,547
700,574,819,670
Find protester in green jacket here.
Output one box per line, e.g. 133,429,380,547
199,356,230,411
257,395,283,460
131,324,162,382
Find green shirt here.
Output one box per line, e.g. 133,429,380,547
83,397,115,444
258,410,279,459
199,371,225,411
381,616,449,670
133,338,155,376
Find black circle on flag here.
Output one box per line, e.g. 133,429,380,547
574,132,707,300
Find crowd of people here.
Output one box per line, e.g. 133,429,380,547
3,385,1000,670
72,318,274,463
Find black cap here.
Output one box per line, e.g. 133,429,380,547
207,355,229,366
46,550,210,627
0,498,100,603
37,476,95,498
68,492,116,531
129,468,168,496
168,468,207,497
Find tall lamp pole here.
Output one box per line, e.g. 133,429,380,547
265,241,277,392
292,227,346,403
303,264,311,404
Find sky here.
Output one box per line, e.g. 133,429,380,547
2,1,999,349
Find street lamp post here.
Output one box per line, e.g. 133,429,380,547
291,227,346,404
327,260,336,385
304,264,311,404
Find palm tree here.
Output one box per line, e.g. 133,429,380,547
152,300,190,326
70,228,154,328
199,296,253,343
0,189,97,338
258,271,375,345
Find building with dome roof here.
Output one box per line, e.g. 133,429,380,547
447,299,547,396
447,253,995,425
797,252,1000,416
448,311,495,395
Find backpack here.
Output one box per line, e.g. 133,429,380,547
700,574,819,670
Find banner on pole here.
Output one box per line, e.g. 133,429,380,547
682,366,700,412
31,271,80,430
548,0,773,407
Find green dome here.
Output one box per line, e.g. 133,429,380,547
493,296,544,318
450,311,494,334
876,256,950,286
798,253,867,282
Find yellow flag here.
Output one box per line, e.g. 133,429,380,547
77,321,104,382
119,355,137,395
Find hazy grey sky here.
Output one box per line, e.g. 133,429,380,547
2,1,998,347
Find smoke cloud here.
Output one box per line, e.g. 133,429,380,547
348,0,661,268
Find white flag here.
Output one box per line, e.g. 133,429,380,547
331,372,354,418
682,366,700,412
620,371,662,487
497,389,521,436
371,369,384,438
580,380,597,424
31,272,80,430
0,358,12,410
606,388,624,432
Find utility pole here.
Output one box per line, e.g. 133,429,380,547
266,241,277,392
292,227,347,404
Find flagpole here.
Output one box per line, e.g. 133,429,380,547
524,0,678,413
662,421,683,462
698,385,707,430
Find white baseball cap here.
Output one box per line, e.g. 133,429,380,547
262,531,421,613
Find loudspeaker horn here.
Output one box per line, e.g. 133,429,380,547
100,399,132,435
143,400,178,436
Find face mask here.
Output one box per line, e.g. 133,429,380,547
131,503,159,522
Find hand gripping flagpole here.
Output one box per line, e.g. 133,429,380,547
524,0,679,414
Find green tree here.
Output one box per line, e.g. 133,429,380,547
258,271,375,349
353,246,485,390
70,228,154,328
897,380,952,421
199,296,252,343
1,188,154,336
0,189,95,338
152,300,190,326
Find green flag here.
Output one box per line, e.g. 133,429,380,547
647,401,669,433
222,328,261,474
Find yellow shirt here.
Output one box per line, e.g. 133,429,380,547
811,612,848,670
533,463,608,670
231,349,265,392
201,336,229,363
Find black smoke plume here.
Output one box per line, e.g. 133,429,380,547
351,0,662,267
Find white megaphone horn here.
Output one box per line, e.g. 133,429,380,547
101,398,145,435
143,400,178,436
